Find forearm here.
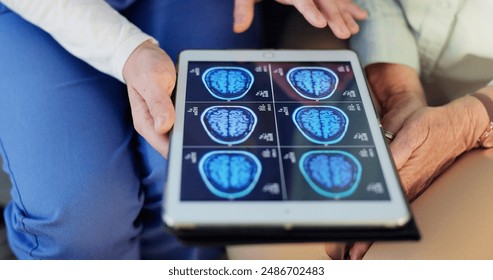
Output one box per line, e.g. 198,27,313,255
2,0,154,82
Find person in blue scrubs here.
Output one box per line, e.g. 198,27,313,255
0,0,366,259
0,0,262,259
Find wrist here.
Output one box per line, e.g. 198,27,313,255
122,39,159,83
470,86,493,148
451,94,492,150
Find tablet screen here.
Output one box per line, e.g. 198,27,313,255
178,61,390,202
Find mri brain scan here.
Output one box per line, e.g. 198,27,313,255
201,106,257,145
202,67,254,100
292,106,348,145
286,67,338,100
198,151,262,199
299,151,362,199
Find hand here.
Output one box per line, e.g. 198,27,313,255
233,0,367,39
390,96,488,200
365,63,427,136
341,95,490,260
123,40,176,158
324,64,427,260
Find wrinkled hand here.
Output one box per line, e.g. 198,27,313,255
389,96,486,200
233,0,367,39
380,93,427,138
123,40,176,158
332,95,490,260
365,63,427,136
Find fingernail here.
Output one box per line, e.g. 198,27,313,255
340,25,350,36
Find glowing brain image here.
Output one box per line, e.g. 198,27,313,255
201,106,257,145
287,67,338,100
202,67,254,100
292,106,348,144
299,151,362,199
198,151,262,199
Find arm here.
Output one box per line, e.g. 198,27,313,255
2,0,176,157
1,0,153,82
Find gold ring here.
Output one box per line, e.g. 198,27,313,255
384,130,395,140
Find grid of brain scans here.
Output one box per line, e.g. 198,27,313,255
180,61,390,201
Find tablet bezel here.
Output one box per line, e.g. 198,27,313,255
164,50,410,230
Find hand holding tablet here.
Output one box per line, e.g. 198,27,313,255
163,50,419,244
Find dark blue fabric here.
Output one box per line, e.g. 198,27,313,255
0,0,263,259
106,0,138,10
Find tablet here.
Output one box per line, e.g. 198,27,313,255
163,50,419,244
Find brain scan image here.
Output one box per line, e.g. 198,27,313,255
299,151,362,199
286,67,338,100
198,151,262,199
292,106,348,145
201,106,258,145
202,67,254,100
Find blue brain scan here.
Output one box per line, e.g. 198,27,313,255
202,67,254,100
198,151,262,199
299,151,362,199
286,67,338,100
292,106,348,145
201,106,257,145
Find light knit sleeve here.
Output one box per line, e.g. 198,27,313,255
1,0,156,83
349,0,420,73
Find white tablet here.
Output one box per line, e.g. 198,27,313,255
163,50,418,243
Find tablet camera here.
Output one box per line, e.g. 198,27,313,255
202,67,254,100
286,67,338,100
299,151,362,199
200,106,257,145
198,151,262,199
292,106,348,145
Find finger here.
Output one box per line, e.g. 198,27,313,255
140,73,176,133
128,87,170,157
233,0,256,33
349,242,373,260
148,95,175,134
290,0,328,28
324,242,347,260
396,165,420,200
345,1,368,20
381,113,407,137
389,124,422,170
316,1,351,39
342,12,359,34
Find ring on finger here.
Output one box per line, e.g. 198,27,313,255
384,130,395,140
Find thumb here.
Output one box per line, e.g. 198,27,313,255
233,0,256,33
349,242,373,260
389,125,420,170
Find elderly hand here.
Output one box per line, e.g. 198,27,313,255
389,95,489,200
341,93,492,260
233,0,367,39
365,63,428,137
123,40,176,158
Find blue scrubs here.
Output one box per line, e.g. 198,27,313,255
0,0,263,259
